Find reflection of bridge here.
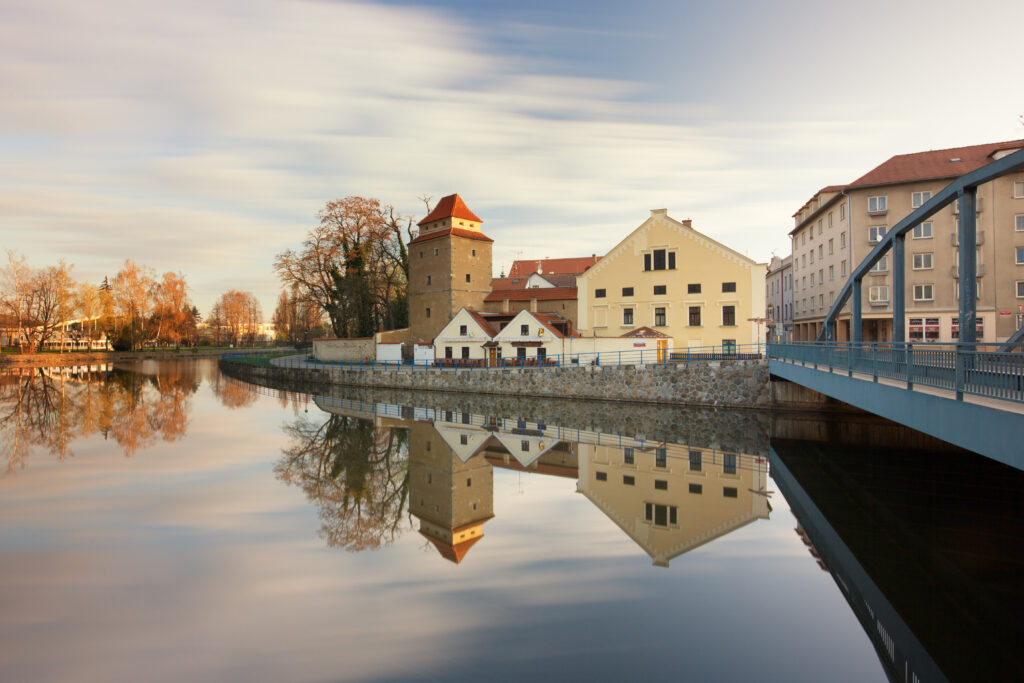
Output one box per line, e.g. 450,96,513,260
772,148,1024,470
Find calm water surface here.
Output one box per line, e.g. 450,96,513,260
1,360,1019,682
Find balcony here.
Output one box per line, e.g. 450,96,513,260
951,197,983,214
949,230,985,246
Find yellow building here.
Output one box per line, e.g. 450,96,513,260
576,440,770,567
576,209,767,350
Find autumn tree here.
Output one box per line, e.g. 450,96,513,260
272,285,326,344
274,197,412,338
0,252,76,353
110,259,156,350
211,290,262,346
149,271,196,347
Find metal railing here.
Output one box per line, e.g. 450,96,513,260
222,342,766,372
769,341,1024,403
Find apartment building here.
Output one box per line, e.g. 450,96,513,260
577,209,767,349
765,255,793,341
790,139,1024,342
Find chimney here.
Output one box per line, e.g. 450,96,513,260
682,219,692,228
650,208,668,217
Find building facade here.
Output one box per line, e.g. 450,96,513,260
576,209,767,350
408,194,494,343
790,139,1024,342
765,255,793,342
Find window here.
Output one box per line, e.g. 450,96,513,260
688,306,701,326
819,268,823,284
643,253,650,271
689,450,702,471
1017,281,1024,298
871,256,889,273
623,308,633,326
433,247,439,256
1015,181,1024,198
829,265,834,281
520,324,529,335
818,245,823,259
622,287,634,297
654,480,668,490
623,447,634,465
688,283,701,294
809,251,814,264
913,284,934,301
912,190,932,208
537,347,547,362
869,286,889,303
841,232,846,249
459,324,468,335
841,260,847,277
460,434,468,445
723,339,736,353
623,475,635,486
596,471,607,481
465,273,471,283
723,487,738,498
653,249,667,270
810,273,815,286
655,447,667,468
472,249,476,257
925,317,939,341
644,503,677,527
828,238,834,254
461,346,470,359
419,251,423,259
908,317,923,341
595,288,606,298
426,307,431,318
722,306,736,326
840,203,846,220
426,275,432,285
723,452,737,475
955,280,982,301
1017,247,1024,265
817,219,822,234
869,226,886,243
688,483,702,494
654,307,666,326
868,195,887,213
722,282,736,292
517,347,527,358
653,285,666,295
669,252,676,269
445,346,453,359
913,253,933,270
1017,215,1024,232
951,317,984,339
829,212,834,228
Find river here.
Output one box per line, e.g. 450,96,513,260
0,359,1019,682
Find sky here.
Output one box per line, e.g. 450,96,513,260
2,0,1023,314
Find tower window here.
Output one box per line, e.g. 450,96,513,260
426,307,431,318
466,273,471,283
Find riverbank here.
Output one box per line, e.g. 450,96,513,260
1,347,291,369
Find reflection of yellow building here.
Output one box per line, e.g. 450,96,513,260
408,420,494,564
576,441,770,567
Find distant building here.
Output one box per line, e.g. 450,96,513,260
408,194,493,343
577,209,767,350
765,255,793,342
789,139,1024,342
484,257,598,327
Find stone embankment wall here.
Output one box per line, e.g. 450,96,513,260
222,358,772,408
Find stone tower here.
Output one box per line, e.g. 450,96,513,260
408,194,493,342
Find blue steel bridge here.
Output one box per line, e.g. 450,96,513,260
769,147,1024,472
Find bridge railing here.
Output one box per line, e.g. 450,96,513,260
769,341,1024,403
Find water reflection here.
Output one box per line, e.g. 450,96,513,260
0,363,200,469
276,391,772,567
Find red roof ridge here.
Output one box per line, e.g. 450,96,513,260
848,138,1024,189
418,193,482,226
409,227,493,245
483,287,578,303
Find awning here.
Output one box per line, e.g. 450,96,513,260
482,340,500,348
511,341,543,347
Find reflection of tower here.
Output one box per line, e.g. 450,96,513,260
408,420,494,564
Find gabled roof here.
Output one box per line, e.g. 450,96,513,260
530,311,581,338
464,308,501,337
420,531,484,564
409,227,493,245
848,139,1024,189
483,287,578,303
417,193,482,226
490,277,527,291
508,256,599,278
621,326,669,338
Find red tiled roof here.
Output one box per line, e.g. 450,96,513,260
531,311,581,338
483,287,578,303
417,193,482,226
464,308,501,336
490,277,527,291
791,185,847,218
419,531,483,564
508,256,599,277
409,227,493,245
848,139,1024,189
